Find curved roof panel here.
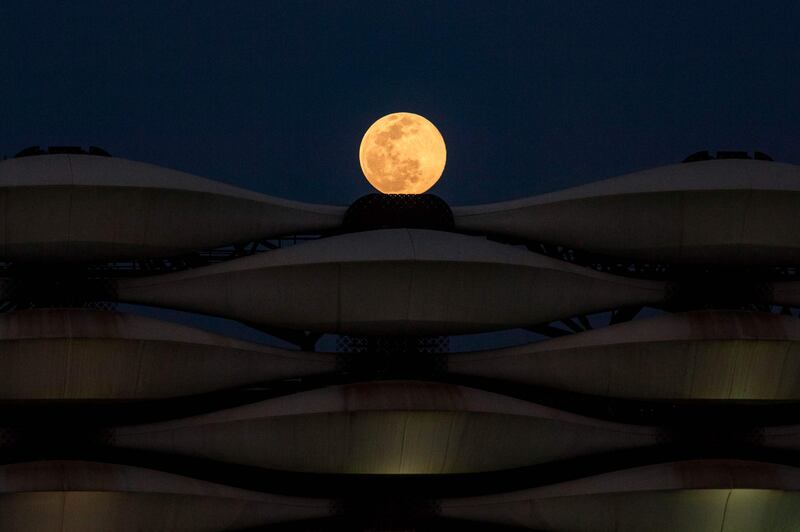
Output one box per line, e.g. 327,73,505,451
0,460,330,532
112,381,659,475
449,310,800,400
115,229,665,335
454,160,800,264
440,460,800,531
0,155,344,262
0,308,334,400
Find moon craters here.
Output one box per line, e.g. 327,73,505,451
359,113,446,194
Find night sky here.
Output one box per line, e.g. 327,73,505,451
2,1,800,207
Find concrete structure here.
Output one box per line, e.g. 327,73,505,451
0,155,343,262
440,460,800,531
454,159,800,264
115,229,665,335
0,308,334,400
1,151,799,529
110,381,660,475
0,461,331,532
448,310,800,400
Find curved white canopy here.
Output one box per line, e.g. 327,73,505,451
455,160,800,264
0,308,334,400
449,310,800,400
440,460,800,531
0,155,344,262
115,229,665,335
0,460,330,532
112,381,660,475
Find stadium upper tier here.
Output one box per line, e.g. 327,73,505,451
2,155,800,265
439,460,800,531
114,229,665,335
0,460,331,531
0,154,343,262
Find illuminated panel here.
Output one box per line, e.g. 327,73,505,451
111,381,660,475
440,460,800,531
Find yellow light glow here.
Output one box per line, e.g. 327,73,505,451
359,112,446,194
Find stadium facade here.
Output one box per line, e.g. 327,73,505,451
1,147,800,530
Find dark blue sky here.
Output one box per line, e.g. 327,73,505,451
2,1,799,205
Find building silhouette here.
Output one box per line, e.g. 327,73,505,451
1,147,799,530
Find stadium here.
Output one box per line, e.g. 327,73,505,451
2,146,800,530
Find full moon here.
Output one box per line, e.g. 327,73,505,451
359,112,446,194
